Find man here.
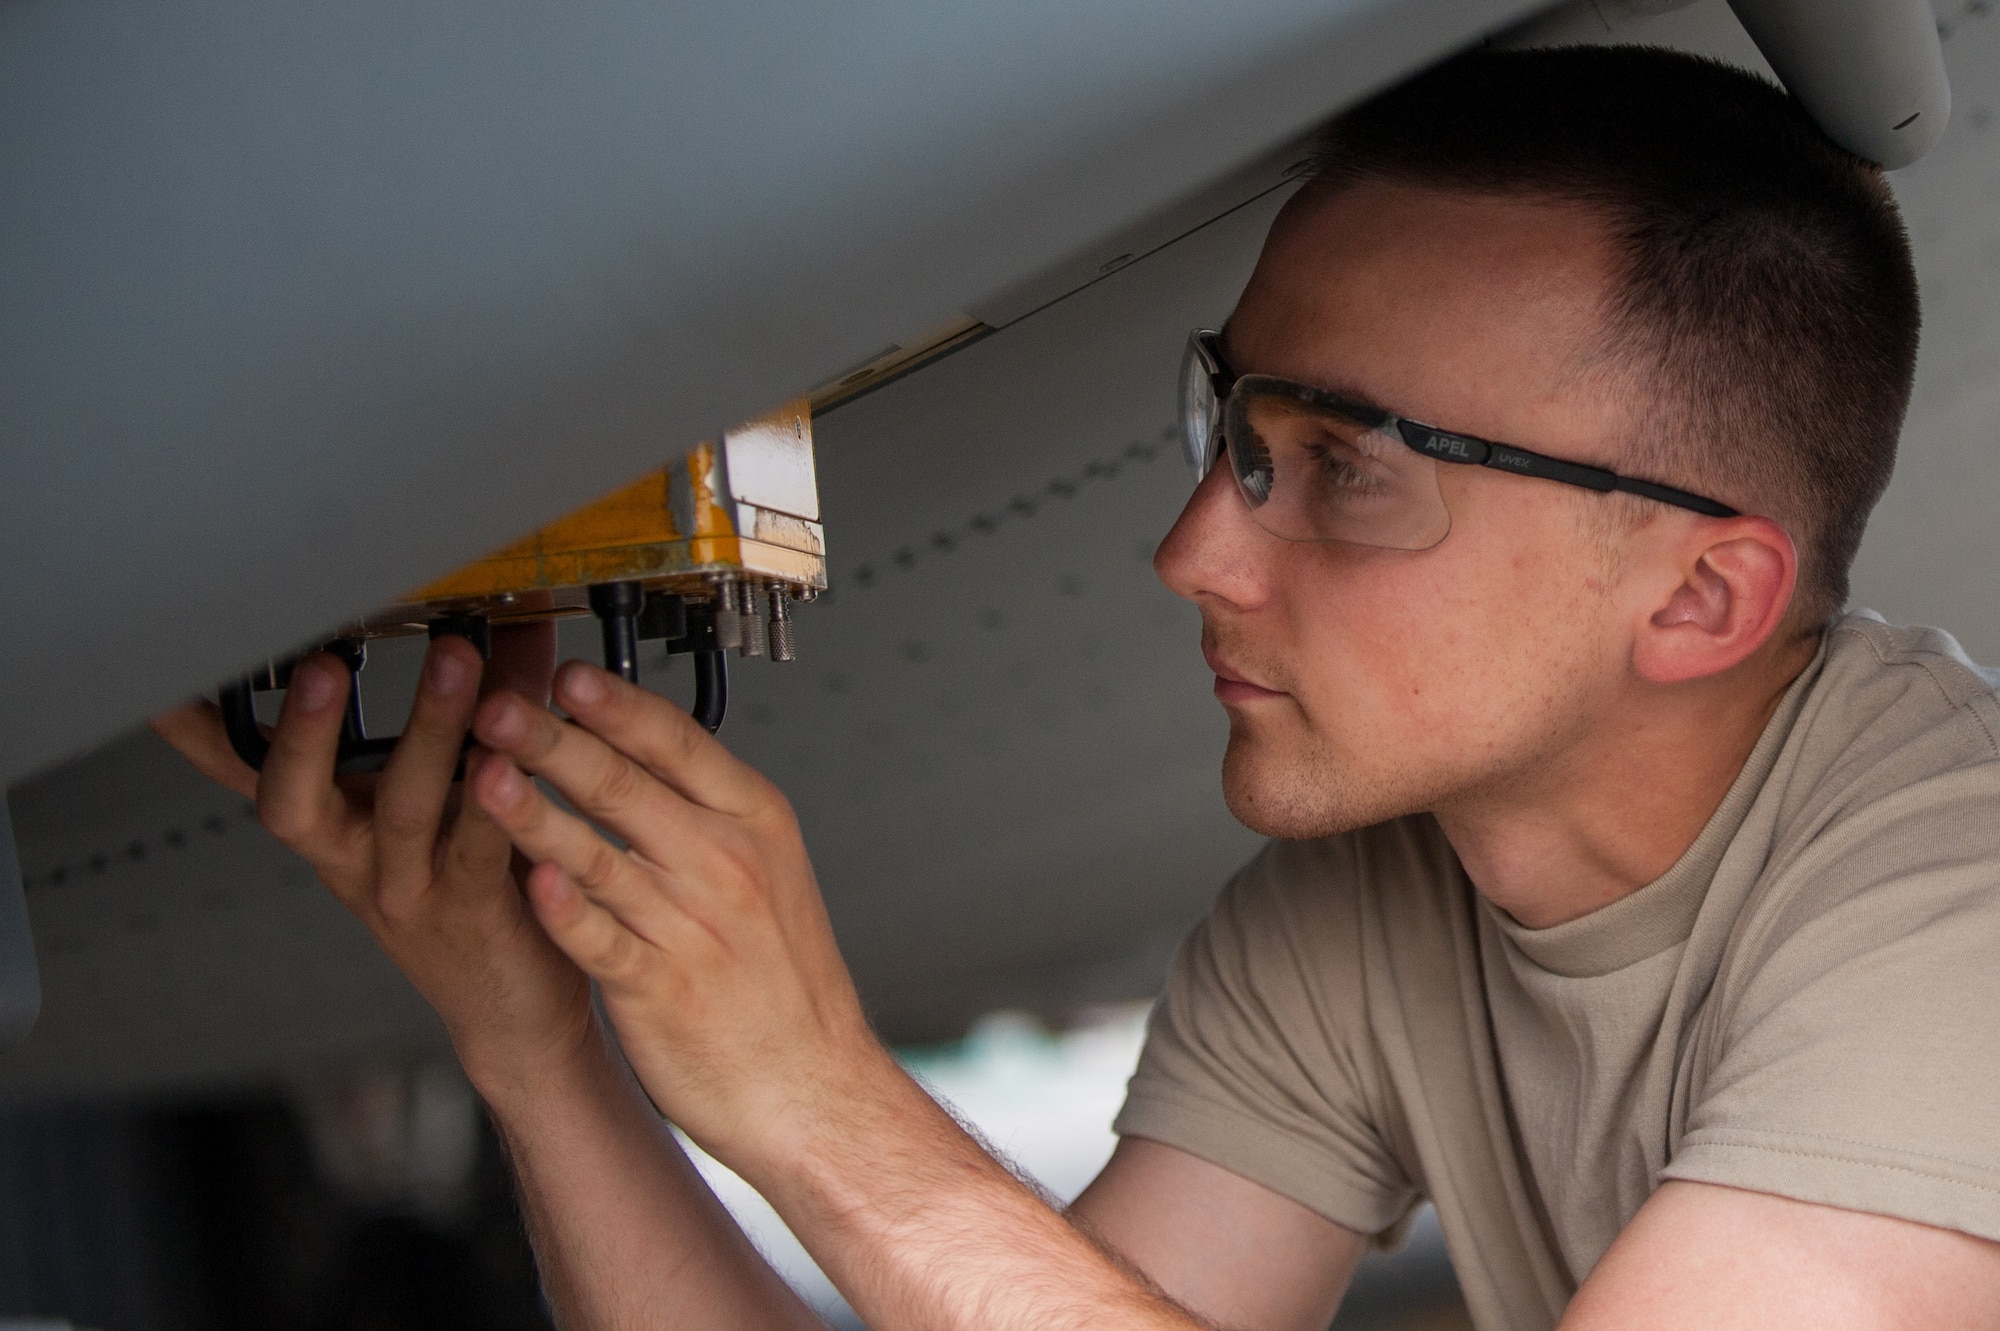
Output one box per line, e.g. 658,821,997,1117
158,46,2000,1330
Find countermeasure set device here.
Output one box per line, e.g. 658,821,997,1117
218,399,827,774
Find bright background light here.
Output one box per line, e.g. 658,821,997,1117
679,1003,1151,1327
677,1001,1468,1331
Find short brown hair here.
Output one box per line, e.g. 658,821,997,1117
1311,46,1920,629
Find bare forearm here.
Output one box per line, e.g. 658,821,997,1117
751,1054,1214,1331
476,1025,826,1331
458,670,1214,1328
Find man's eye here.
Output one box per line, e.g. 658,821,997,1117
1303,441,1388,494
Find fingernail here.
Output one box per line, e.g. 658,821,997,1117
483,697,528,745
426,646,470,697
528,862,573,907
562,666,606,708
292,662,338,712
487,761,525,807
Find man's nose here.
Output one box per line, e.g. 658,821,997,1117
1153,459,1274,610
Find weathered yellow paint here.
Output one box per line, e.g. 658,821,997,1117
399,399,815,610
403,467,683,601
683,442,737,540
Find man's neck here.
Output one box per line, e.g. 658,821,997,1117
1433,635,1819,930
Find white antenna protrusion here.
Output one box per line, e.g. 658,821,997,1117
1728,0,1949,168
1500,0,1951,168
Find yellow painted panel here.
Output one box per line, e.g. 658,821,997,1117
684,443,737,540
533,469,678,556
399,398,811,606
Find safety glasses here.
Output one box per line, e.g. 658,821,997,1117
1178,328,1737,550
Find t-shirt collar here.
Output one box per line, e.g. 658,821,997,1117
1483,634,1833,979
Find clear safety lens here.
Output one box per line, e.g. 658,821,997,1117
1179,332,1224,482
1220,376,1451,550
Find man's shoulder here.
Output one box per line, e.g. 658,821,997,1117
1827,612,2000,696
1809,612,2000,771
1721,614,2000,979
1763,613,2000,853
1673,620,2000,1251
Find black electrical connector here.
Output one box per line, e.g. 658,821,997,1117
589,580,645,684
219,636,397,776
670,601,728,734
636,591,688,644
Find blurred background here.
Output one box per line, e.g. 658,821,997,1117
5,0,1999,1326
0,1004,1471,1330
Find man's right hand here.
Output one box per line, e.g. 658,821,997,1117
150,624,593,1098
156,628,842,1330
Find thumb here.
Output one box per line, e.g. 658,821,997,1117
151,699,260,800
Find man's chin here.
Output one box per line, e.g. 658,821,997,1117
1218,731,1419,841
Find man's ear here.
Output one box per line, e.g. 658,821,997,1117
1631,516,1798,685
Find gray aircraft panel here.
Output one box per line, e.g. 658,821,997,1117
0,181,1284,1099
5,2,1999,1102
0,0,1546,786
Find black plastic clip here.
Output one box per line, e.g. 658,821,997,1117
218,635,402,776
217,581,729,776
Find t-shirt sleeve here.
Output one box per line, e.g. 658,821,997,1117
1663,766,2000,1241
1113,839,1421,1237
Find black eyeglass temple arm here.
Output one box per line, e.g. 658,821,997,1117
1394,420,1738,519
1606,475,1739,519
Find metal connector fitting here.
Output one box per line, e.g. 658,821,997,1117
767,588,795,662
712,575,743,651
738,580,767,657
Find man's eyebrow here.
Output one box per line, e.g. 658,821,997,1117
1312,387,1397,428
1216,324,1399,426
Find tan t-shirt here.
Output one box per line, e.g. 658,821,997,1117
1114,612,2000,1331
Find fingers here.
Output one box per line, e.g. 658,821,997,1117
256,654,369,875
521,859,651,988
441,764,517,882
472,689,708,863
469,755,681,944
425,747,530,910
150,700,259,799
374,637,484,899
550,660,773,817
